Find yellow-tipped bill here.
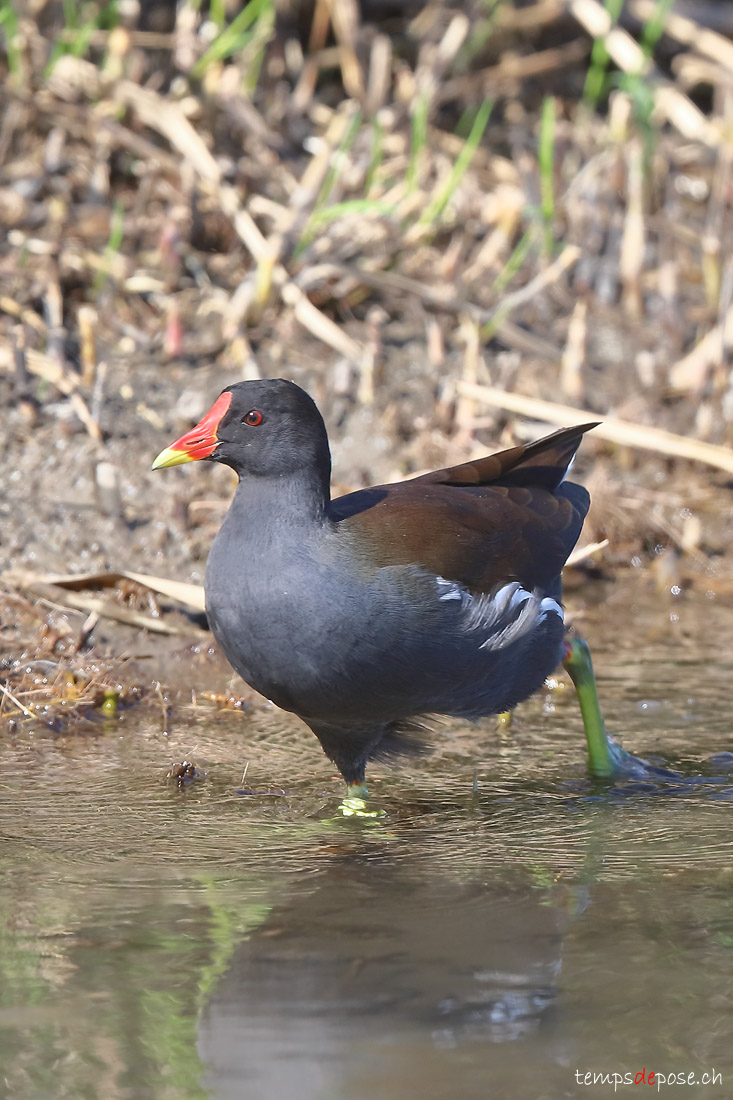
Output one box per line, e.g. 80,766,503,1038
152,446,195,469
152,391,232,470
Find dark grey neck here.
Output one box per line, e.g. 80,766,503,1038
230,465,331,529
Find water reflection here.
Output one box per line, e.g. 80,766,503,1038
199,861,567,1100
1,587,733,1098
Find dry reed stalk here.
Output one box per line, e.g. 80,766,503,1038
495,322,562,363
566,539,609,567
569,0,720,145
0,297,45,333
0,680,36,719
668,301,733,393
673,56,733,94
114,79,366,359
43,269,65,367
3,569,205,612
367,34,392,115
482,245,581,331
455,317,481,438
281,281,363,361
116,81,221,183
457,381,733,475
69,392,103,443
358,306,387,406
12,323,28,384
561,299,587,401
630,0,733,71
0,340,78,394
496,0,564,32
702,87,733,308
78,305,97,386
462,185,525,284
6,579,201,635
329,0,365,102
337,247,578,344
619,138,644,318
440,39,589,103
292,0,332,112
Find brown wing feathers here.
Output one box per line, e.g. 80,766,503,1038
416,422,599,490
335,423,597,593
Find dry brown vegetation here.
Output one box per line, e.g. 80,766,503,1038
2,0,733,722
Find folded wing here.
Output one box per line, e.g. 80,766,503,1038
330,423,597,593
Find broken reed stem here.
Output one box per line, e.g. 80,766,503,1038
0,680,36,719
560,299,587,401
620,137,644,318
630,0,733,71
481,245,581,337
457,381,733,476
566,539,609,567
568,0,720,145
669,301,733,393
78,305,97,385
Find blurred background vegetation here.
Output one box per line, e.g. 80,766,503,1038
3,14,733,1089
2,0,733,665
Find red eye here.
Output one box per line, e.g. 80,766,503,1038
243,409,263,426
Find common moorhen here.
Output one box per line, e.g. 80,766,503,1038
153,379,610,792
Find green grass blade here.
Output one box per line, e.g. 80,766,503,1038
364,118,384,197
614,0,673,153
639,0,674,58
583,0,624,107
44,0,119,75
419,98,493,226
407,92,429,194
539,95,556,258
209,0,226,30
492,226,538,294
240,5,274,95
314,110,363,213
309,198,395,226
191,0,272,78
294,110,364,257
0,1,21,78
94,199,125,294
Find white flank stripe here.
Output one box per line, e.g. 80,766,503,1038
539,596,563,620
436,576,463,601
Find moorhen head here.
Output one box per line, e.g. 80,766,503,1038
153,379,597,791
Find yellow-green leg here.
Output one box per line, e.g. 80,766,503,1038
336,783,386,819
563,635,657,778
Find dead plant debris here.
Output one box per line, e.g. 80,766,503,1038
3,0,733,710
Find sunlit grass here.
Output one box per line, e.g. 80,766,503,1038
419,98,493,226
364,117,384,197
45,0,119,76
583,0,624,107
190,0,274,80
295,109,364,256
619,0,675,159
407,92,429,194
539,95,556,258
0,0,22,80
493,227,539,295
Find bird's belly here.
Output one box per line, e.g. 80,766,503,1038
205,573,370,716
205,561,566,725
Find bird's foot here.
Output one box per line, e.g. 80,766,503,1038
336,783,386,819
563,635,678,781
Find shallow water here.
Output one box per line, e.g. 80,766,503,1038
1,582,733,1100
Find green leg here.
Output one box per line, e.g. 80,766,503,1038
563,635,651,778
